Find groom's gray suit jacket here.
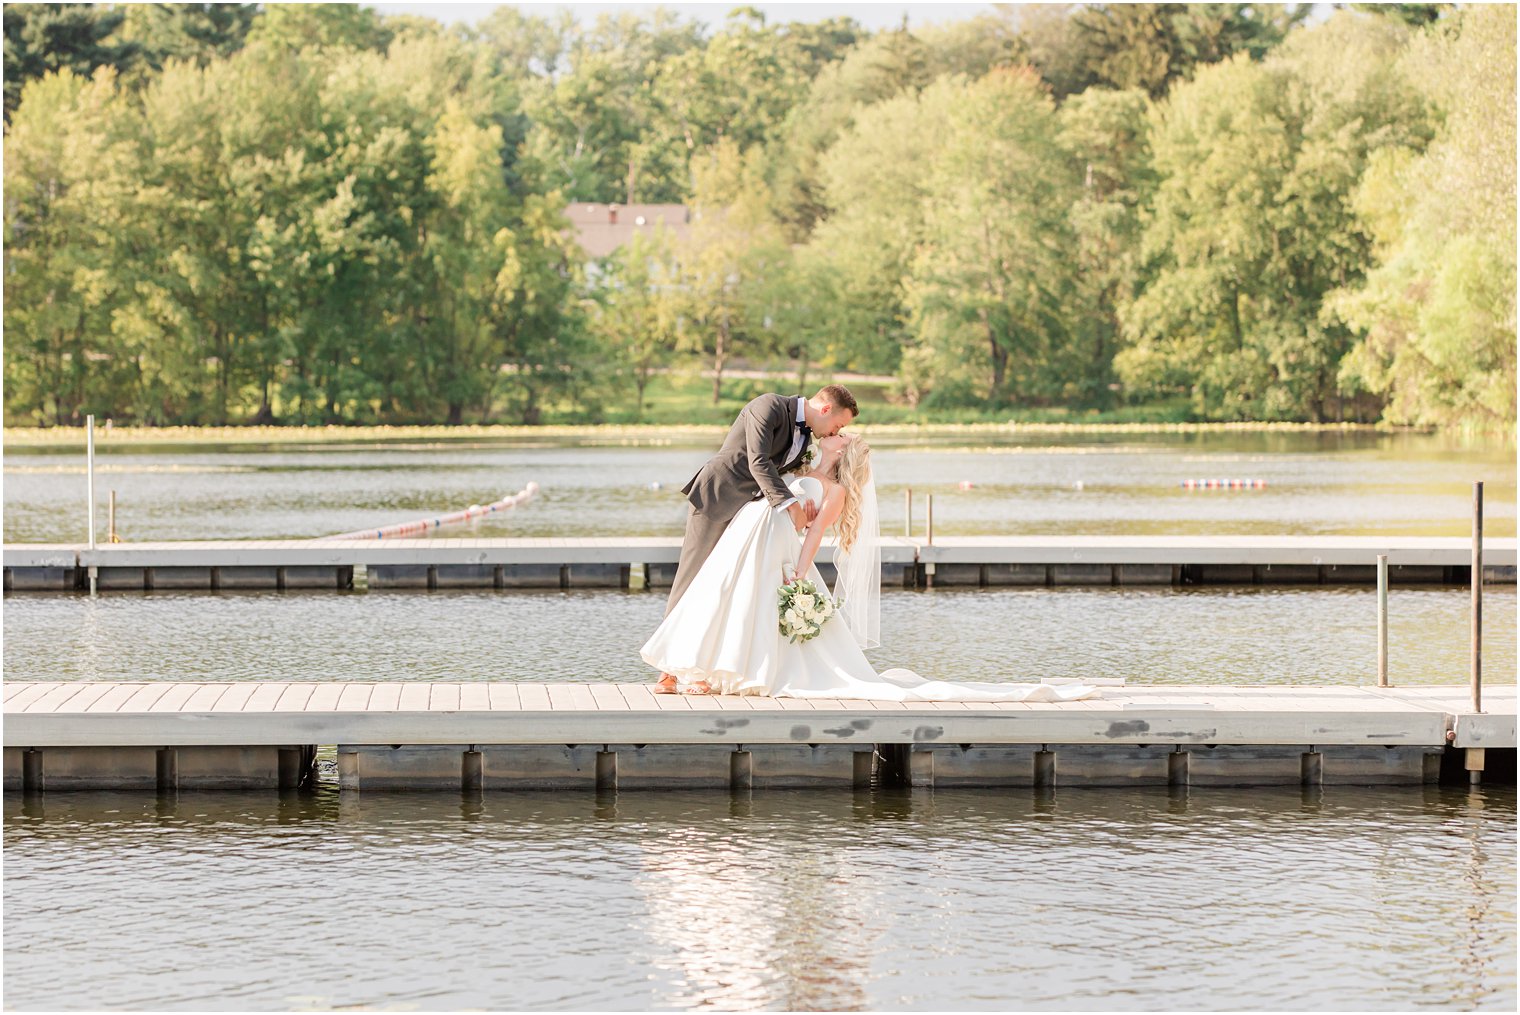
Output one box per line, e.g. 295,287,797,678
666,393,811,612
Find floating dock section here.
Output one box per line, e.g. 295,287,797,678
5,682,1513,792
4,536,1515,592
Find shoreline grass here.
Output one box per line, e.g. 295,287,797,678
1,419,1451,447
7,372,1507,444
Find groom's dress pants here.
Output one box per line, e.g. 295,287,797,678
665,502,730,615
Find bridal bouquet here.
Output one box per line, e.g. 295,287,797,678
777,578,841,644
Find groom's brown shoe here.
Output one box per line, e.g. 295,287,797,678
654,673,679,694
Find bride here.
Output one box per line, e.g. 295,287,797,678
641,433,1099,702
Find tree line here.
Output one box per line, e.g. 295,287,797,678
3,3,1513,427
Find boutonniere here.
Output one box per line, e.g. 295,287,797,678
786,443,817,475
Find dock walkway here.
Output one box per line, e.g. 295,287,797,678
6,681,1512,792
5,536,1515,591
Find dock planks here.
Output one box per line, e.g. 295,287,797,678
3,681,1512,750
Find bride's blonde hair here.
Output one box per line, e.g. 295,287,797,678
832,436,872,552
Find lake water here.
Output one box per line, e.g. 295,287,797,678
4,428,1515,1011
3,584,1515,687
3,429,1514,542
3,785,1513,1010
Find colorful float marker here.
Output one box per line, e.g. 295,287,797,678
1180,478,1268,490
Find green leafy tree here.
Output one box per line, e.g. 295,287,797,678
490,193,598,424
652,7,837,196
768,17,1024,241
1120,12,1432,420
903,69,1081,406
472,5,575,78
809,78,961,393
3,3,140,119
245,3,392,52
1058,87,1156,406
755,244,864,392
1013,3,1102,99
1071,3,1309,98
2,67,141,424
672,139,788,404
113,4,256,75
128,44,312,423
517,11,700,203
592,226,681,417
1349,4,1449,28
1012,3,1309,100
1330,3,1515,426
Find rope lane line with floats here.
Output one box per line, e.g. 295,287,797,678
318,483,540,541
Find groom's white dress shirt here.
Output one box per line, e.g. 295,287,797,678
775,397,807,512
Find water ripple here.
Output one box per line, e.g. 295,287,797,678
4,585,1513,687
5,787,1513,1010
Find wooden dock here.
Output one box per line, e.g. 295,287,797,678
4,536,1515,592
5,681,1512,792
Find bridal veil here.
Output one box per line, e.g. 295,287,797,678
832,471,881,650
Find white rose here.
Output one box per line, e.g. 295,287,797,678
819,598,834,617
784,608,802,629
794,593,815,612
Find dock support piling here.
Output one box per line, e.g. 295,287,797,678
337,750,359,792
854,750,875,789
22,749,43,794
1301,750,1323,786
156,748,178,792
595,749,617,792
730,750,753,792
461,749,483,793
1168,749,1189,788
1377,554,1389,687
904,488,912,537
1472,481,1483,714
908,750,933,788
1466,747,1485,786
926,494,935,546
1034,749,1056,789
277,748,306,789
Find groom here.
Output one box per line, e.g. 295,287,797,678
655,384,858,693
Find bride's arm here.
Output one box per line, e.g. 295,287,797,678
792,488,845,581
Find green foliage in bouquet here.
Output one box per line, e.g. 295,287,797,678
777,578,842,644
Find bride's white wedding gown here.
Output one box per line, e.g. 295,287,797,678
641,476,1099,702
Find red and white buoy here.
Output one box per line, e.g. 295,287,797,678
1180,478,1267,490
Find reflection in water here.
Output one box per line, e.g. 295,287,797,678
632,815,875,1010
1458,787,1501,1010
3,785,1513,1010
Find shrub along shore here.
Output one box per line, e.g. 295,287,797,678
2,420,1444,449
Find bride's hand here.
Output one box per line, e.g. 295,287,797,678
786,501,809,532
